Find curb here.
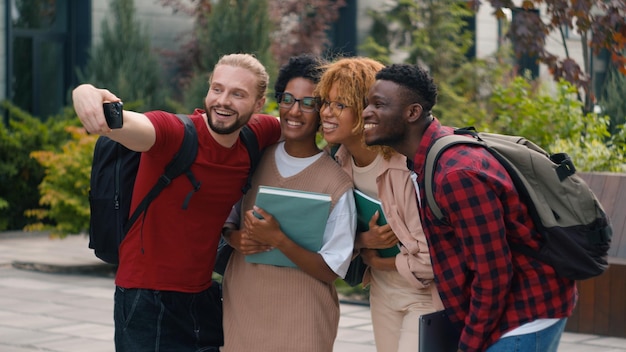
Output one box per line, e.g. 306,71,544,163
0,230,52,239
11,260,117,277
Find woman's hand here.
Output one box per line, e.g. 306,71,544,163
355,211,399,250
243,206,285,248
223,227,273,255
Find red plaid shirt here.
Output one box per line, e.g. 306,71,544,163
413,119,577,352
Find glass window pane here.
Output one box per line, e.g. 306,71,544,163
12,0,57,30
12,37,33,112
38,39,65,117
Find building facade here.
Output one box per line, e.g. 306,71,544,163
1,0,192,123
1,0,605,123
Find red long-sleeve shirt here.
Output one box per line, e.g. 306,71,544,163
413,119,577,351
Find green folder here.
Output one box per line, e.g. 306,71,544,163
245,186,331,267
353,189,400,258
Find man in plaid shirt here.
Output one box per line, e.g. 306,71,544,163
361,63,577,352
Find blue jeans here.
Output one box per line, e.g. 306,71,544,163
485,318,567,352
114,282,223,352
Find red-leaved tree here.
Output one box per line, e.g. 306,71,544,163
472,0,626,110
267,0,347,66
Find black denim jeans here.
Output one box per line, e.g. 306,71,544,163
114,282,223,352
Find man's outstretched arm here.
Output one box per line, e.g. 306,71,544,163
72,84,156,152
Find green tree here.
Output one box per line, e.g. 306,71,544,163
598,63,626,135
160,0,346,71
78,0,169,111
360,1,624,172
360,0,509,127
180,0,275,111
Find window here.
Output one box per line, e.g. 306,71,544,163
7,0,90,119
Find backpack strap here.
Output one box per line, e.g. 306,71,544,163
424,132,483,222
124,114,199,233
239,124,260,194
329,144,340,158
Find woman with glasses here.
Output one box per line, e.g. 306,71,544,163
315,57,442,352
220,54,357,351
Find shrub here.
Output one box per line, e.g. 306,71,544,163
26,127,97,236
485,77,626,172
0,101,77,230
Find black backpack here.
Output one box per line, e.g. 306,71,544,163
423,127,612,280
88,114,259,264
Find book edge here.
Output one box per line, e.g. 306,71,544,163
259,185,331,202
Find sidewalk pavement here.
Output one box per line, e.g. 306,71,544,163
0,231,625,352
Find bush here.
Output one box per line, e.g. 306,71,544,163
0,101,77,231
26,127,96,237
485,77,626,172
21,100,144,236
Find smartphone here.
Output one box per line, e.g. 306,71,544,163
103,102,124,129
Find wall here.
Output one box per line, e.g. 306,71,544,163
92,0,193,53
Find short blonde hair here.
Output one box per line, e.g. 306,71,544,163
315,57,395,159
210,53,269,100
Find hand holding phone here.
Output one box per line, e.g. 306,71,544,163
103,102,124,129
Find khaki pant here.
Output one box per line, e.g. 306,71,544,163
369,269,435,352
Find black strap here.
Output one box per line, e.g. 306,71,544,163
239,125,260,194
329,144,340,158
551,152,576,181
124,114,199,233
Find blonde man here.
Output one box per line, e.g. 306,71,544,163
72,54,281,351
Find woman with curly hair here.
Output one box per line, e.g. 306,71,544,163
315,57,442,352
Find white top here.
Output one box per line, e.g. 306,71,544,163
274,142,356,277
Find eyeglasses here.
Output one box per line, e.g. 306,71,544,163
277,92,318,113
316,100,350,117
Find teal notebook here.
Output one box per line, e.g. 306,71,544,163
353,189,400,258
245,186,332,267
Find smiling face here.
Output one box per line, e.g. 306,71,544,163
363,80,412,151
204,64,265,135
279,77,320,143
319,83,360,145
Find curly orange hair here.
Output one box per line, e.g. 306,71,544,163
315,57,395,159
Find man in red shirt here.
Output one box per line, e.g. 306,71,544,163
361,63,577,352
73,53,281,351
